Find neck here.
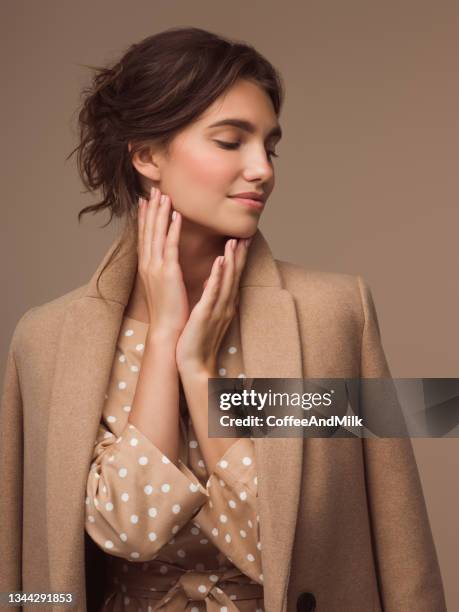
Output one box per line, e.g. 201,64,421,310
127,216,230,320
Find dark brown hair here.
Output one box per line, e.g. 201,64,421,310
66,26,285,297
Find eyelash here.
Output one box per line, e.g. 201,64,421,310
214,139,279,159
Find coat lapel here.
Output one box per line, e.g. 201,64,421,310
46,224,304,612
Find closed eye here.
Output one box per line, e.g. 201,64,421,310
214,139,279,159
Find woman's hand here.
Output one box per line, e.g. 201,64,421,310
175,236,252,378
137,186,189,341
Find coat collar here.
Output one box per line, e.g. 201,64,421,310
46,225,304,612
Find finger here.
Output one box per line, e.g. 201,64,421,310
151,193,171,262
164,209,181,264
228,238,250,308
137,197,146,259
199,255,224,313
214,238,237,312
143,186,161,262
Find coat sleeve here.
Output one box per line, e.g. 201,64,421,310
357,276,447,612
0,330,23,595
85,418,210,562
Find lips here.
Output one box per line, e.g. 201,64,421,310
229,196,264,210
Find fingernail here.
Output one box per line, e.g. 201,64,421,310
160,195,167,205
245,237,253,247
231,239,237,251
172,210,177,221
138,197,143,207
150,186,156,198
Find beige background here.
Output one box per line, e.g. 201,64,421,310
1,0,458,608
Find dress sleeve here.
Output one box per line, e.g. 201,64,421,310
187,437,262,584
85,419,209,562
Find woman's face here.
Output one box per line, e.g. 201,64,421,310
145,78,282,239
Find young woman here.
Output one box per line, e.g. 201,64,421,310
0,27,447,612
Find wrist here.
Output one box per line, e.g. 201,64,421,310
146,329,178,352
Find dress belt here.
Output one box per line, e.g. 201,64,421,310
108,559,264,610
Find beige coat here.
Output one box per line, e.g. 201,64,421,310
0,226,447,612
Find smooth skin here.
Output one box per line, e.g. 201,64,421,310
128,185,251,473
126,78,281,472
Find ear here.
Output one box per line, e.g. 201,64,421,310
128,141,162,181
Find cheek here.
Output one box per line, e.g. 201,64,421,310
180,146,234,192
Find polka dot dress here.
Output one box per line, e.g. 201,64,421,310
85,313,264,611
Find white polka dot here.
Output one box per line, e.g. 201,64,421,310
161,483,170,493
104,540,114,549
108,455,115,462
228,499,237,508
218,368,227,376
119,354,126,362
88,515,95,523
172,504,181,514
128,424,135,430
189,483,199,493
242,456,252,466
130,365,139,372
219,514,228,523
225,534,231,543
212,527,219,536
118,468,128,478
138,456,149,465
191,608,199,612
94,499,99,507
123,405,131,412
107,415,117,423
197,584,206,593
257,541,262,550
219,460,228,469
118,381,127,390
125,329,134,336
85,496,90,505
210,574,218,582
130,438,139,446
135,343,144,352
220,607,228,612
124,596,130,605
240,529,247,538
148,507,158,518
198,460,205,468
228,346,237,354
130,552,140,559
103,432,113,439
254,476,258,485
172,525,180,534
148,532,157,541
94,473,100,480
162,455,170,464
239,491,247,501
105,502,113,511
259,574,263,582
219,479,226,488
191,527,200,535
189,440,198,448
144,485,153,495
130,515,139,524
160,565,168,574
247,553,255,561
248,519,253,528
120,533,128,542
200,538,208,544
237,373,246,378
121,493,129,502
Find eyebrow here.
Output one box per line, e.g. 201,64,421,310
206,118,282,141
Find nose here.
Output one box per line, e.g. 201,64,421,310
242,147,274,184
